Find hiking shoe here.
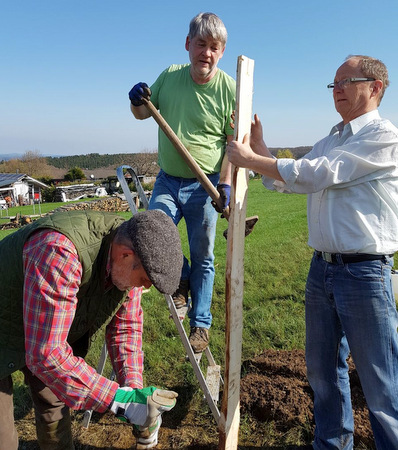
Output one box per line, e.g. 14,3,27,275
172,279,189,309
134,417,161,449
189,327,209,353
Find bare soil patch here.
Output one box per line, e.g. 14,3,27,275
15,349,375,449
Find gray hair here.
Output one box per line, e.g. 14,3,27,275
114,220,135,249
346,54,389,104
188,12,228,46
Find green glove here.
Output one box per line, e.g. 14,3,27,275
110,386,178,427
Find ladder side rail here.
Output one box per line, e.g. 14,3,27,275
164,293,220,424
116,165,138,214
83,165,136,429
83,165,221,428
82,343,109,428
125,167,149,210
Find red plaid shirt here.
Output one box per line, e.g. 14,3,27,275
22,229,144,413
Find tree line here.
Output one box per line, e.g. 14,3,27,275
0,150,160,181
0,147,311,182
46,147,311,170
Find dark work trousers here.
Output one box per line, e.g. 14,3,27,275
0,375,18,450
0,368,74,450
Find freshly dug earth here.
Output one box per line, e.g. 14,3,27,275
15,349,375,449
239,349,374,449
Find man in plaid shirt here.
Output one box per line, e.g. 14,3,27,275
0,209,183,450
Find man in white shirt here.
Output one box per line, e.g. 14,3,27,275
226,55,398,449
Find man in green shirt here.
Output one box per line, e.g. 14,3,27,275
129,12,235,353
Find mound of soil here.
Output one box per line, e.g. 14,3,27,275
15,349,375,449
239,349,374,449
240,349,313,428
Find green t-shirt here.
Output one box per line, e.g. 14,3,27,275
150,64,236,178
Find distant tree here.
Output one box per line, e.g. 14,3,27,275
21,149,52,178
276,149,295,159
41,185,56,202
131,149,158,176
0,158,24,174
0,150,52,178
64,166,86,182
37,175,54,185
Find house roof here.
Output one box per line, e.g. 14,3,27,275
0,173,48,189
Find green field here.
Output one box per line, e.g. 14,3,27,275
0,198,98,239
1,181,310,362
4,179,315,447
112,179,311,386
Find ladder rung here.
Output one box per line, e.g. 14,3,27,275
206,364,221,403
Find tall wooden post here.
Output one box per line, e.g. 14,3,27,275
218,55,254,449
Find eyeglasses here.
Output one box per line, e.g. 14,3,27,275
327,77,375,90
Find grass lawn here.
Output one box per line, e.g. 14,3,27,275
0,198,99,239
2,178,311,383
132,179,311,389
4,179,317,447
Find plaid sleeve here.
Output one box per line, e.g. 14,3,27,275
23,229,118,413
105,287,144,389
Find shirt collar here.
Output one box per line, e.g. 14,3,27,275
330,109,380,137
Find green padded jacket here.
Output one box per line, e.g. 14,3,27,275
0,209,129,378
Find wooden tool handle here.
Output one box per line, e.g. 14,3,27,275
143,98,230,219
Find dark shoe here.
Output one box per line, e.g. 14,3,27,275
172,279,189,309
189,327,209,353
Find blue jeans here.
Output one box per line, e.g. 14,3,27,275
149,170,219,329
305,253,398,450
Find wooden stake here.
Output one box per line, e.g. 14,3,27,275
218,55,254,450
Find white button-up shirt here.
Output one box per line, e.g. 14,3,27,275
263,110,398,254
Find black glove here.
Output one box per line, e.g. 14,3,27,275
129,82,151,107
211,183,231,213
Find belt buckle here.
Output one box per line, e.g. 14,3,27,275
322,252,334,263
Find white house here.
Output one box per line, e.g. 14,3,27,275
0,173,48,206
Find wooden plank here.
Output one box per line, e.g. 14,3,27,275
218,55,254,450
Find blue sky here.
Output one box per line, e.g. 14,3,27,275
1,0,398,156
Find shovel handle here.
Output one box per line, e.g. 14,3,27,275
142,98,230,219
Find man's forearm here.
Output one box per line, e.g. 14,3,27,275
130,103,151,120
219,153,232,185
226,136,284,182
250,154,283,181
106,291,144,389
253,139,273,158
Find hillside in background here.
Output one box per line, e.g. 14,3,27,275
47,152,157,171
45,147,312,171
0,147,312,181
46,152,160,178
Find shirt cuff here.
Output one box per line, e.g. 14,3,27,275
95,379,120,413
275,159,299,191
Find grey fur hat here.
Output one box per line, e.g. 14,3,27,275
125,210,183,295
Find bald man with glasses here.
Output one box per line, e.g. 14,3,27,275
227,55,398,450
